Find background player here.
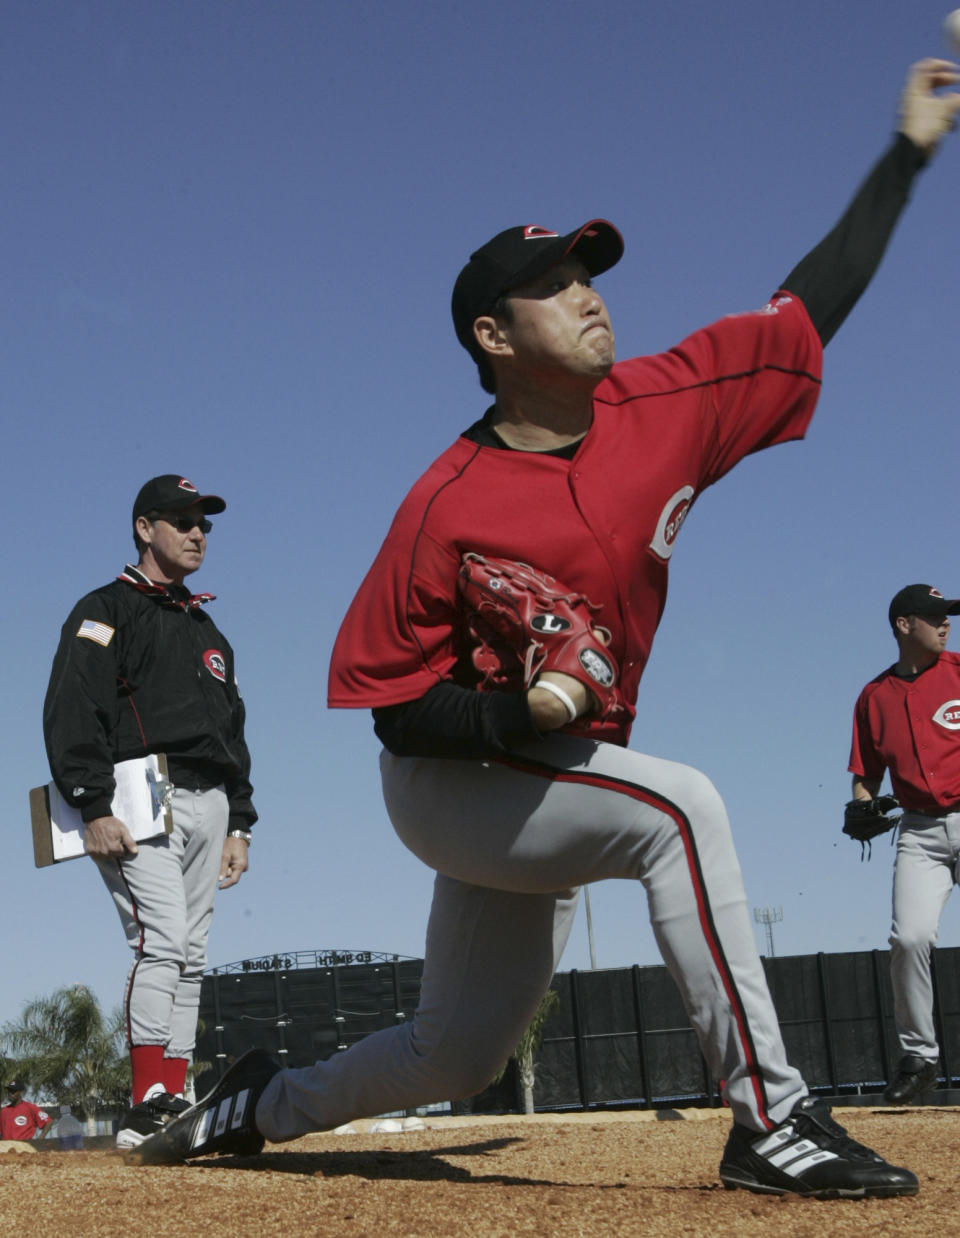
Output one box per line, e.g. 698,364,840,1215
43,476,257,1148
0,1079,53,1142
139,61,959,1197
848,583,960,1105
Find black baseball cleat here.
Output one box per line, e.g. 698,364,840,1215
129,1049,281,1165
115,1091,192,1149
883,1055,939,1106
719,1096,918,1199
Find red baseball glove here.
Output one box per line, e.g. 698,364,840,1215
456,552,621,722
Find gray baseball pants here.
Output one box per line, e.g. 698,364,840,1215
889,810,960,1060
256,736,805,1141
96,785,228,1058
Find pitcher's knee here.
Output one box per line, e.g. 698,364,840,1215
444,1058,506,1101
674,767,728,830
411,1037,508,1100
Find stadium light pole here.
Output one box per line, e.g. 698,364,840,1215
753,905,783,957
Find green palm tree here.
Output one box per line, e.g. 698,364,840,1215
494,989,561,1115
1,984,129,1125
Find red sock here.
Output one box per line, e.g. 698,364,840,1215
130,1045,166,1105
162,1057,189,1097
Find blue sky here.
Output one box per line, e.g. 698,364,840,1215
4,0,960,1026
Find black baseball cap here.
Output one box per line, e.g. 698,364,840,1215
451,219,624,353
888,584,960,629
132,476,226,524
6,1079,25,1092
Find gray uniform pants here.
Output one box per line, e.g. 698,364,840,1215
257,737,805,1141
96,785,228,1058
889,810,960,1060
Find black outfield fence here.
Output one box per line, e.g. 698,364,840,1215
197,950,422,1093
196,946,960,1109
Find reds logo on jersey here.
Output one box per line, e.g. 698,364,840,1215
649,485,694,562
203,649,227,682
932,700,960,730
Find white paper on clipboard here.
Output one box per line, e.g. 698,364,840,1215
31,754,174,867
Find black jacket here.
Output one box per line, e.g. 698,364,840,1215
44,566,256,831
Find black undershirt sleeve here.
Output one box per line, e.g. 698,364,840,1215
780,133,926,346
373,681,541,758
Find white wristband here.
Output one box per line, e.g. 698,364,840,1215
533,679,579,723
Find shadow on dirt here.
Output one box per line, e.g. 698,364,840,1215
188,1136,630,1187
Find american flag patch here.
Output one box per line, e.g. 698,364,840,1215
77,619,115,647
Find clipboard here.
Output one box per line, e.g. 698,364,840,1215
30,754,174,867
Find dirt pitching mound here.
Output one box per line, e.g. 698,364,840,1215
0,1106,954,1237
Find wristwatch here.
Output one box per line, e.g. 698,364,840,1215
227,828,252,845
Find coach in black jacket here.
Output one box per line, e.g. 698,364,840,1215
43,474,256,1150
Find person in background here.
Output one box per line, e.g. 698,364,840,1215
1,1080,53,1141
848,583,960,1104
43,475,257,1149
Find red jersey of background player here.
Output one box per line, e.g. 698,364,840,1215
1,1099,52,1141
329,295,821,745
849,650,960,814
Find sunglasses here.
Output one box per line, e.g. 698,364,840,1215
152,512,213,534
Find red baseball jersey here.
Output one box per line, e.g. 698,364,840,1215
849,651,960,813
329,294,822,746
1,1100,51,1141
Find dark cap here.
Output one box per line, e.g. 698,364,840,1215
888,583,960,629
451,219,624,352
132,476,226,524
6,1079,25,1093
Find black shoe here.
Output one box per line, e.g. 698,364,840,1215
129,1049,280,1165
719,1096,918,1198
883,1055,939,1105
115,1092,192,1150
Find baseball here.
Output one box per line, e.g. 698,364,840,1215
944,9,960,54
